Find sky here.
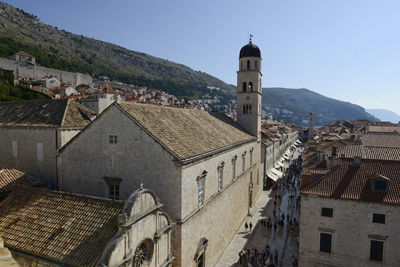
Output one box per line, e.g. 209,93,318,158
4,0,400,114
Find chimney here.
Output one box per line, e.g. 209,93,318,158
327,155,338,169
352,156,361,167
332,146,337,156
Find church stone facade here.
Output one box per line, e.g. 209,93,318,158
57,40,264,267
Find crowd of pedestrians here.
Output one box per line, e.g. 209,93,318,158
237,148,303,267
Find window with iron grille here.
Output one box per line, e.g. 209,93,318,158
321,207,333,217
108,184,119,200
108,135,118,144
372,213,385,224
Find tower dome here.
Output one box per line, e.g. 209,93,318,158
239,40,261,59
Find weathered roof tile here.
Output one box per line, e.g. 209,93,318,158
0,169,45,194
0,99,95,128
0,187,124,266
118,103,254,160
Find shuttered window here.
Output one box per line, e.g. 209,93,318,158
320,233,332,253
370,240,383,261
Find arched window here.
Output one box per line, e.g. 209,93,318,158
249,105,252,114
255,60,258,70
242,82,247,92
243,105,246,114
247,60,250,69
248,82,253,92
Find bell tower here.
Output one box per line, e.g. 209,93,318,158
237,36,262,140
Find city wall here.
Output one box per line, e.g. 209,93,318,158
0,57,93,86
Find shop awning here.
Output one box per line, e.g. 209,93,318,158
271,168,283,178
267,171,279,181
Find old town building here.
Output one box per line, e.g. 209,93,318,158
300,158,400,266
0,99,95,187
57,40,265,267
0,186,172,267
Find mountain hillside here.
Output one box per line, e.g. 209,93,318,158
262,88,378,126
366,109,400,123
0,2,234,98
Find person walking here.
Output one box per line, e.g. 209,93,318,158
249,222,253,232
274,249,279,265
245,222,248,232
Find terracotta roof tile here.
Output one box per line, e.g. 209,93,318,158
338,145,400,161
0,187,124,266
118,103,254,160
0,169,45,194
0,99,95,128
361,133,400,148
301,158,400,205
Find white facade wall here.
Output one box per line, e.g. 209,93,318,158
177,141,262,267
58,105,182,218
299,195,400,266
59,105,263,267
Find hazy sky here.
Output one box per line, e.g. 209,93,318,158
4,0,400,114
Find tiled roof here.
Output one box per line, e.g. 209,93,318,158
337,145,400,161
301,158,400,205
0,169,45,194
360,133,400,148
0,99,95,128
15,51,33,57
118,103,254,160
0,187,124,266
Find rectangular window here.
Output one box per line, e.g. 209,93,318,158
320,233,332,253
37,143,43,161
370,240,384,262
232,160,236,179
321,207,333,217
12,140,18,158
198,179,205,205
242,154,246,172
108,184,119,200
108,135,118,144
372,213,385,224
218,166,223,190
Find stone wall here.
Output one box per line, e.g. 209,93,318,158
59,104,264,267
0,127,57,187
58,105,182,219
0,57,93,86
178,158,261,267
299,195,400,266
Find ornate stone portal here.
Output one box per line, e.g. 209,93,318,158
98,188,174,267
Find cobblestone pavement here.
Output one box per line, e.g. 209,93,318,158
216,149,302,267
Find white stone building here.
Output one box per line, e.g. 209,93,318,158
300,158,400,266
58,40,264,267
0,99,95,187
80,93,125,114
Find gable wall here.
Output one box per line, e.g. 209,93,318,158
58,105,182,219
0,127,56,187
